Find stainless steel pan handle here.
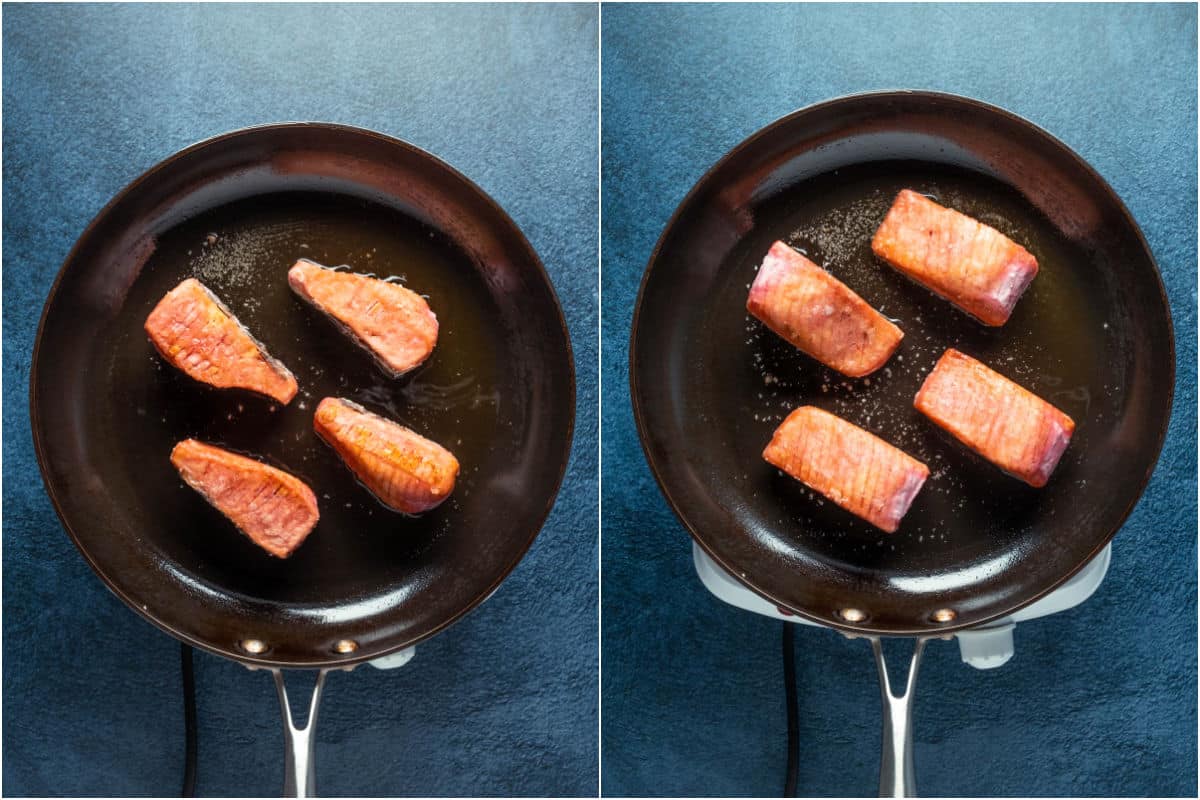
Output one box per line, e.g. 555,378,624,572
869,638,926,798
272,669,329,798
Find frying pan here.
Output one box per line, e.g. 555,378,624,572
630,91,1174,795
31,123,575,795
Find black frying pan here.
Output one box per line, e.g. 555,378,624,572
31,123,574,792
630,91,1173,794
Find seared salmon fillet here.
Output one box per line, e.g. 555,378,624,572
871,189,1038,326
145,278,298,404
914,349,1075,487
763,406,929,533
170,439,319,558
288,260,439,377
748,242,903,377
313,397,459,514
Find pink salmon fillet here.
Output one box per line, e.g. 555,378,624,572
145,278,298,404
763,406,929,533
313,397,459,514
170,439,319,558
914,349,1075,487
288,259,438,377
747,241,902,378
871,189,1038,326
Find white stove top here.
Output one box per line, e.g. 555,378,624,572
693,541,1111,669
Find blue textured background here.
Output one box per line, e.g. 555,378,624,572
601,4,1196,797
3,4,597,796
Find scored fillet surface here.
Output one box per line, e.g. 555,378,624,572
914,349,1074,487
763,406,929,533
871,189,1038,326
170,439,319,558
747,241,902,377
144,278,297,404
288,260,438,377
314,397,459,514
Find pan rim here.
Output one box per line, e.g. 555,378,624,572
30,121,577,667
628,89,1176,636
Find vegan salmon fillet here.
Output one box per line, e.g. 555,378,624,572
288,260,439,377
747,241,903,377
763,406,929,533
871,189,1038,326
145,278,298,404
914,349,1075,487
170,439,319,558
314,397,459,514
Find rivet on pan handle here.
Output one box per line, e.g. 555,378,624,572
272,669,329,798
871,637,927,798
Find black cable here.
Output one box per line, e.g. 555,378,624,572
181,642,198,798
782,622,799,798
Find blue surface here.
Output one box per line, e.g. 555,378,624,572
601,4,1196,797
3,4,597,796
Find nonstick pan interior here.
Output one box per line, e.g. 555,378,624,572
631,92,1173,635
32,124,575,666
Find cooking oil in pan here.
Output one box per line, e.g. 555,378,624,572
693,163,1113,573
100,192,512,603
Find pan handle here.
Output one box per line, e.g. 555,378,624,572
870,637,926,798
271,669,329,798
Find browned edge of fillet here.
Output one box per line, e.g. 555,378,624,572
311,396,459,515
